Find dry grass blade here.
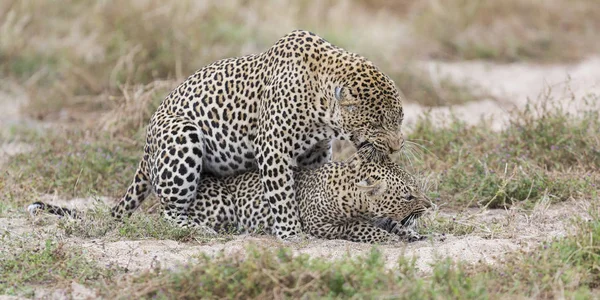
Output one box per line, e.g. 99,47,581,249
99,80,176,137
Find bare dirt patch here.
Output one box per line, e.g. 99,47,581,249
403,56,600,131
6,197,589,275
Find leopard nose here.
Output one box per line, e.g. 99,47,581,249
389,138,404,152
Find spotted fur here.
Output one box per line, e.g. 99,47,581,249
108,30,405,239
29,146,430,243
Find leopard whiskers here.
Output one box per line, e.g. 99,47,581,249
398,142,419,167
350,143,388,163
405,140,437,160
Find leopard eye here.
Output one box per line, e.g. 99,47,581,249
381,111,396,127
335,86,343,101
389,111,402,125
407,194,416,201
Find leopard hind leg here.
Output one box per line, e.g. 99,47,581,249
149,116,206,229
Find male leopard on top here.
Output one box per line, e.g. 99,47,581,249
111,30,406,239
29,145,432,243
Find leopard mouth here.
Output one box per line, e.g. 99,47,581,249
400,211,424,227
356,140,372,150
350,133,392,154
354,141,390,163
348,133,364,146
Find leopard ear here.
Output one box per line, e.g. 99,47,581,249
355,178,386,197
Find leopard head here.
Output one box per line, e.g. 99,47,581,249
333,58,404,155
349,148,431,226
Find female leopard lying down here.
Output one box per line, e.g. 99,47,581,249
29,148,431,243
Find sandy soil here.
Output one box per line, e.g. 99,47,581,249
1,57,600,285
404,56,600,131
4,198,591,276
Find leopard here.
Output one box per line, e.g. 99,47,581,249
28,145,432,243
109,29,406,239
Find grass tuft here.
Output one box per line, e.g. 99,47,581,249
0,128,141,204
92,213,600,299
99,247,423,299
0,238,122,296
406,90,599,209
54,204,222,242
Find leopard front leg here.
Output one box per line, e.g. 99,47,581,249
255,85,305,240
343,221,404,243
313,221,400,243
255,143,302,239
296,139,332,169
372,217,425,242
258,158,301,239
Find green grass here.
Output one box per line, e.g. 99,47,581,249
91,214,600,299
53,204,226,242
469,212,600,298
404,92,600,209
6,216,600,298
97,247,436,299
0,202,10,218
0,128,142,204
0,238,122,296
0,52,59,79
